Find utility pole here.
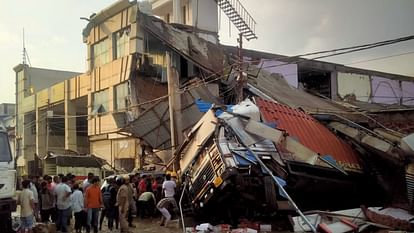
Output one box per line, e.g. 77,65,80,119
166,51,182,172
236,33,244,103
45,105,50,156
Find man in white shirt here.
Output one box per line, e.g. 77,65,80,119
29,177,39,220
55,176,72,233
162,174,176,198
71,183,86,233
18,180,35,233
158,173,177,227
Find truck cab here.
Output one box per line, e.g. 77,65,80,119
0,125,17,233
0,126,16,199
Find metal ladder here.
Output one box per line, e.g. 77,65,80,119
216,0,258,41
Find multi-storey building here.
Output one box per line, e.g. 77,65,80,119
13,65,81,174
14,0,222,174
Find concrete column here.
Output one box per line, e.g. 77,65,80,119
64,80,77,151
173,0,183,24
167,52,183,172
330,71,338,100
108,86,115,113
36,108,45,158
87,93,94,136
189,0,196,27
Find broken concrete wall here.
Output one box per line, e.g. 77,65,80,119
337,72,371,102
132,76,168,106
138,12,225,73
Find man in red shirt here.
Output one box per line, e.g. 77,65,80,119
84,177,103,233
137,175,147,197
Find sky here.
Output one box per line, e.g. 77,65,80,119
1,0,413,104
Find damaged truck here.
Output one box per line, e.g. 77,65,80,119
177,100,285,223
176,98,383,225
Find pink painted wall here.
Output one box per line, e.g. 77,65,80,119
402,81,414,106
258,59,299,88
371,76,414,106
371,76,402,104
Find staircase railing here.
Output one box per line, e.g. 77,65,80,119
216,0,258,40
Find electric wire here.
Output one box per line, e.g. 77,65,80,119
15,34,414,147
240,34,414,69
346,51,414,65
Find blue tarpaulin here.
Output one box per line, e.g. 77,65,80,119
195,99,233,116
233,151,257,166
275,176,288,198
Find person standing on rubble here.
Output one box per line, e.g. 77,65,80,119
116,175,129,233
156,196,178,227
162,173,176,199
156,173,178,227
84,177,103,233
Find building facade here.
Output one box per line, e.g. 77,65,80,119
14,0,222,174
13,65,80,174
0,103,15,117
149,0,219,33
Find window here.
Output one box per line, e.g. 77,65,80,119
92,38,110,68
92,89,109,114
0,132,12,162
115,82,129,110
113,27,130,60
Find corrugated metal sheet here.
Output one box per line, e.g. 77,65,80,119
256,98,361,171
123,82,217,150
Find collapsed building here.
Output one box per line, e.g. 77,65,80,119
13,0,414,229
114,7,414,230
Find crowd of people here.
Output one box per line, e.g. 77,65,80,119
17,172,178,233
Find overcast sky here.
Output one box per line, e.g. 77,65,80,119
1,0,413,103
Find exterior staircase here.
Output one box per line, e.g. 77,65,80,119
216,0,258,40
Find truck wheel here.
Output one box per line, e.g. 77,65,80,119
264,176,278,210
